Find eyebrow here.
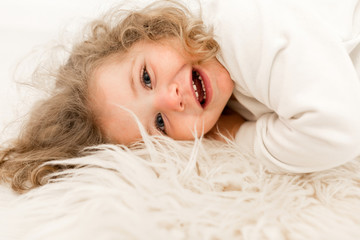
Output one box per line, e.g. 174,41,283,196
130,59,138,98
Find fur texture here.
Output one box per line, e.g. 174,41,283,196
1,138,360,239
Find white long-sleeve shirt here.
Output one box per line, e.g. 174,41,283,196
201,0,360,172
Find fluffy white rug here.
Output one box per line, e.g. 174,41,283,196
0,137,359,240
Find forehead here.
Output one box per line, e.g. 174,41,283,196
89,50,143,144
102,108,144,145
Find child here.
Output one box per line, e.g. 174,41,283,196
1,0,359,193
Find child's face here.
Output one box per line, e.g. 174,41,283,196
91,39,234,145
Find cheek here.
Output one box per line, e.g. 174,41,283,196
216,69,234,94
205,111,222,129
169,117,203,139
189,114,220,136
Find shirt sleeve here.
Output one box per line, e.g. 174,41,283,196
204,0,360,172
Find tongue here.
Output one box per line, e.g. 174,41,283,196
193,72,205,104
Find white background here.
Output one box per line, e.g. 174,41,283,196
0,0,126,141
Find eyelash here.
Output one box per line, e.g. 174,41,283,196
155,113,166,134
141,66,167,135
141,66,152,89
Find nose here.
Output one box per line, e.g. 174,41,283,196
155,83,184,112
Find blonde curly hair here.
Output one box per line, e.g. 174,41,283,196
0,0,219,193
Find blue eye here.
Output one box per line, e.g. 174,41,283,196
155,113,166,134
142,67,152,89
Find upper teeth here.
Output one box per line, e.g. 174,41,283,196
192,71,206,101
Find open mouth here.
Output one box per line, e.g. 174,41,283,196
192,69,207,107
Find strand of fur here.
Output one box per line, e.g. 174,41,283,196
0,137,360,239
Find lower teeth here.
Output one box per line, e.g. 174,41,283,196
192,71,206,103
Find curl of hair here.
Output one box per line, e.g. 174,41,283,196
0,0,219,193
